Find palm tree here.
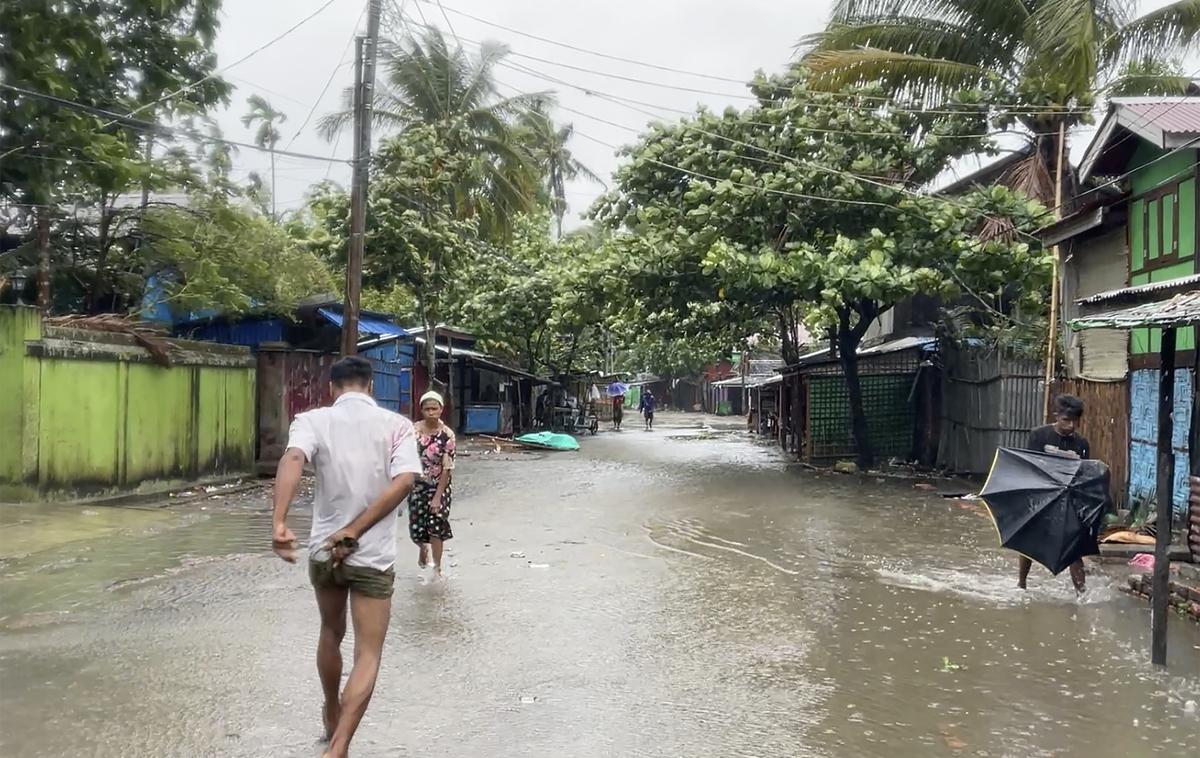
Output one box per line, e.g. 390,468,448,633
516,101,605,238
241,94,287,218
799,1,1200,200
319,27,548,238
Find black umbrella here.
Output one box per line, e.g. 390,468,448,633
979,448,1110,575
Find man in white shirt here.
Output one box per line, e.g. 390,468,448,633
271,356,422,758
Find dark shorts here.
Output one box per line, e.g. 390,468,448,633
309,559,395,599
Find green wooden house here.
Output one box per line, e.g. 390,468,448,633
1061,97,1200,513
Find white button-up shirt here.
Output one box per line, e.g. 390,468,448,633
286,392,422,571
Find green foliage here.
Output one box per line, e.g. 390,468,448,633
139,189,335,317
0,0,245,314
594,67,1051,464
800,0,1200,136
456,211,609,374
318,27,554,240
1,0,230,208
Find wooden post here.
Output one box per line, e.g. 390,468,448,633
341,35,365,356
1043,122,1068,419
341,0,382,357
1151,326,1177,666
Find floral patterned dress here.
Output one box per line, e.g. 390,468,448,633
408,424,456,544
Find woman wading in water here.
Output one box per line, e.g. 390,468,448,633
410,391,457,575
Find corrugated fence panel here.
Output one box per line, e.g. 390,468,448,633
938,346,1045,474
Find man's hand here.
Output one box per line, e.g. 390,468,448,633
323,528,360,566
431,491,445,514
273,522,298,563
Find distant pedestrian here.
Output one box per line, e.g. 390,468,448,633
410,391,457,575
1020,393,1091,593
271,356,422,758
608,378,627,431
639,390,657,431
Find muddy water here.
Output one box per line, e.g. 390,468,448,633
1,414,1198,757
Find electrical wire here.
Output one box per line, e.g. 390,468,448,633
285,0,370,150
404,3,1093,118
2,83,350,164
110,0,347,126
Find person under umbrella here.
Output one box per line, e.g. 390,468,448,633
1019,394,1092,592
980,395,1108,595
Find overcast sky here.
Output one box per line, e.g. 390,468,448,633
209,0,1180,226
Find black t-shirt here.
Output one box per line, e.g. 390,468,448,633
1026,424,1090,459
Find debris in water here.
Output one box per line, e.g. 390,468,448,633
529,563,550,569
834,460,858,474
510,551,526,559
519,695,538,704
938,657,964,672
913,483,937,492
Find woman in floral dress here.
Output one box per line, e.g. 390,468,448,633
410,391,457,574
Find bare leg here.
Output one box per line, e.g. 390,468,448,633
324,592,391,758
430,538,444,574
1017,556,1032,590
417,543,430,568
1068,559,1086,594
314,585,348,741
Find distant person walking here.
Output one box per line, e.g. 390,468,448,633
271,357,422,758
608,378,627,431
1020,393,1091,593
410,391,457,575
639,389,657,431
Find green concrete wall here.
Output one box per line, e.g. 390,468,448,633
1126,144,1198,356
0,306,256,501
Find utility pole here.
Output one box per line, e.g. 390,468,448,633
1042,121,1067,418
342,0,382,356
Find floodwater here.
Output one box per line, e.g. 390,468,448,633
1,414,1198,757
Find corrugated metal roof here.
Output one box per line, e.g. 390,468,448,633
1119,99,1200,136
1071,290,1200,330
780,336,935,373
1078,273,1200,305
317,307,408,338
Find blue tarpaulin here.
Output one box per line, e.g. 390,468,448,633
317,307,408,338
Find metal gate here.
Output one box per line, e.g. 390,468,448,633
370,359,412,416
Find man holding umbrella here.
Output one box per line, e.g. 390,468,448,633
1019,394,1091,592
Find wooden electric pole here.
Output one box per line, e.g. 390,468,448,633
1043,121,1067,418
341,0,382,356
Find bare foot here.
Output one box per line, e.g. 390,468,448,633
322,700,340,741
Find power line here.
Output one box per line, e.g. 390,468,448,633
1,83,350,165
111,0,346,126
405,3,1092,118
399,9,1085,125
417,0,747,85
285,0,369,150
420,9,1200,234
499,56,1049,143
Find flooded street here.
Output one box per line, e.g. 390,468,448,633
2,413,1199,757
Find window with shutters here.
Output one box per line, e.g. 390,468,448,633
1133,178,1193,273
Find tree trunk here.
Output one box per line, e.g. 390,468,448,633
270,148,277,220
417,294,441,392
839,329,872,470
36,206,51,312
837,304,877,470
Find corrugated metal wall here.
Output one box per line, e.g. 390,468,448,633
938,346,1044,474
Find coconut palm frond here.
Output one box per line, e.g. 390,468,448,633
1000,149,1055,204
1107,0,1200,65
804,47,992,103
802,17,1012,70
